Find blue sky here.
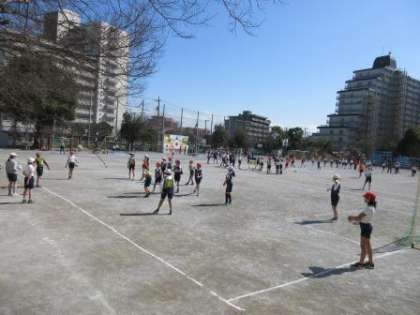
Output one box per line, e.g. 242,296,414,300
137,0,420,131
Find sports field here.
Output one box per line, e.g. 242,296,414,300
1,150,419,315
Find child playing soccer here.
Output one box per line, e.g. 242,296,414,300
153,169,174,215
139,155,150,181
22,157,35,203
35,152,50,188
348,192,376,269
65,151,78,179
127,153,136,180
328,174,341,221
144,170,152,197
174,160,183,193
223,166,235,205
153,162,162,192
185,160,195,185
193,163,202,196
5,152,19,196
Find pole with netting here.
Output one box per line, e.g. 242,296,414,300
411,170,420,248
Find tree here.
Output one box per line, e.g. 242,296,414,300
286,127,304,150
0,52,79,148
120,112,145,150
229,128,248,149
0,1,278,94
210,124,228,148
396,128,420,157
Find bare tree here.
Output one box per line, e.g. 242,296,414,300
0,0,277,94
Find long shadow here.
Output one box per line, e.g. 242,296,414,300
120,212,168,216
295,219,333,225
373,238,405,253
192,203,226,207
108,195,144,199
175,192,195,197
42,178,68,181
302,265,357,278
103,177,130,180
349,188,363,191
123,192,160,195
0,201,23,205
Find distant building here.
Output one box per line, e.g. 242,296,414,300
312,54,420,152
225,110,270,147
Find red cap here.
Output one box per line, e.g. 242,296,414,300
189,160,193,163
363,191,376,202
197,163,201,167
175,160,180,164
156,162,161,167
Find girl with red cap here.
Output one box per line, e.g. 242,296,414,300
348,191,376,269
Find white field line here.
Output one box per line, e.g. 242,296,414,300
227,249,406,303
42,187,245,312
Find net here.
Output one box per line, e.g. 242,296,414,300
399,173,420,249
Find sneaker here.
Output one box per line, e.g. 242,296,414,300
363,263,375,269
168,210,172,215
28,200,34,204
152,209,159,215
351,262,364,268
22,199,27,204
8,193,12,197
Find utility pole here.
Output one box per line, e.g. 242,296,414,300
140,100,145,119
204,120,209,134
180,108,183,133
115,96,119,138
161,103,166,153
155,97,161,116
88,90,93,147
210,114,214,134
195,111,199,154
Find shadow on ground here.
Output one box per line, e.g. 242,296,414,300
302,265,357,278
192,203,226,207
295,219,333,225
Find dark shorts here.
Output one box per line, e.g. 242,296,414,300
360,223,373,239
36,166,43,177
174,173,181,182
144,178,152,188
68,162,75,169
7,173,17,182
331,195,340,207
161,188,174,200
195,178,202,185
24,176,34,189
129,165,135,171
365,176,372,183
226,183,233,193
155,177,162,183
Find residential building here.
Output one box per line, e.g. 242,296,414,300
225,110,270,147
313,54,420,152
0,9,129,137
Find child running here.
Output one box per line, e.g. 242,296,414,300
5,152,19,196
65,151,78,179
153,162,162,192
328,174,341,221
144,169,152,197
153,169,174,215
35,152,50,187
22,157,35,203
348,192,376,269
185,160,195,185
174,160,183,193
223,166,235,205
127,153,136,180
193,163,203,196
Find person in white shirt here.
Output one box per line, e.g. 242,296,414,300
22,157,35,203
348,191,376,269
5,152,19,196
362,164,373,191
65,151,78,179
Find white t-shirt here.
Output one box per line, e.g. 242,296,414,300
23,164,35,178
361,205,375,223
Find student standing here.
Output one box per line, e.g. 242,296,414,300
5,152,19,196
193,163,203,196
238,155,242,169
127,153,136,180
348,192,376,269
266,157,272,174
362,164,373,191
174,160,183,193
329,175,341,221
144,170,152,197
22,157,35,203
185,160,195,185
153,162,162,192
224,166,235,205
35,152,50,187
65,151,78,179
153,169,174,215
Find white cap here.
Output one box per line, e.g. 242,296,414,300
333,174,340,180
28,157,35,163
10,152,17,157
165,169,172,175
